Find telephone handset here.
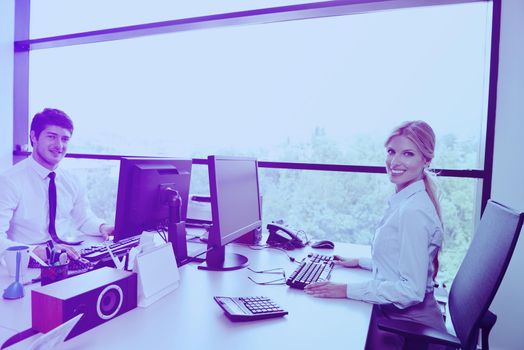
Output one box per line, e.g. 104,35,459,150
266,223,305,250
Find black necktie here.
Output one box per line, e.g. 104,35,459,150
48,172,83,246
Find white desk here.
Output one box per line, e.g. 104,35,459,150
1,241,372,349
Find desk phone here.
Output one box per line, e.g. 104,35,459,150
214,296,288,321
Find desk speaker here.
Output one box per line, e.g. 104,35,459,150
32,267,137,340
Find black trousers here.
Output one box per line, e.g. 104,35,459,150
365,293,447,350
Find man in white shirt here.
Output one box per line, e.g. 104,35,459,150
0,108,113,260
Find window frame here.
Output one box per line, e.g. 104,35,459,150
12,0,500,214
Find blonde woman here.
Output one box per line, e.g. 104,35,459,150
305,121,446,349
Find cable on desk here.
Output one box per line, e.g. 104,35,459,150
157,229,167,243
248,244,300,263
154,219,169,242
183,245,215,264
247,267,287,285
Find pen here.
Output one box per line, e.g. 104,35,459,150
50,250,56,265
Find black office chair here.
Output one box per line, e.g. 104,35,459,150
378,200,524,350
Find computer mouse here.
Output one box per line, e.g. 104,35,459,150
311,240,335,249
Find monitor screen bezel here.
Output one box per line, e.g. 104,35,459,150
207,155,262,247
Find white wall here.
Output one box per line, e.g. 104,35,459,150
0,0,14,170
490,0,524,349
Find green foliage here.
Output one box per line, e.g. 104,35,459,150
71,128,478,285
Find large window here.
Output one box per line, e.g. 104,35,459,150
20,1,494,284
29,3,490,169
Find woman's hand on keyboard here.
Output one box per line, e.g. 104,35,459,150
333,255,359,268
304,281,347,298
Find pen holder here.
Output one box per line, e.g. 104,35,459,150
41,263,69,286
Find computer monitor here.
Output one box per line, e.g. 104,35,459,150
198,155,262,271
114,157,192,263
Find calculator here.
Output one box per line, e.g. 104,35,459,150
214,296,288,321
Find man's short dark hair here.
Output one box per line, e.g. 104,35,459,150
30,108,74,146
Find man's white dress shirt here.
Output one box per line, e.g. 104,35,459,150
0,156,104,254
347,180,443,309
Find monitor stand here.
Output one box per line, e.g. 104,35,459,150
197,245,248,271
165,188,188,266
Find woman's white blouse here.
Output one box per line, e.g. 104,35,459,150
346,180,443,309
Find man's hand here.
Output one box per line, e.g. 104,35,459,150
99,224,115,241
33,243,80,262
304,281,347,298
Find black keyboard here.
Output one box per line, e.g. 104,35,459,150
214,296,288,321
286,255,334,289
80,236,141,263
307,253,334,264
67,258,94,272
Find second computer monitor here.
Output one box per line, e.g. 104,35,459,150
198,155,262,271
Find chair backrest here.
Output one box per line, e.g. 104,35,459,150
449,200,524,350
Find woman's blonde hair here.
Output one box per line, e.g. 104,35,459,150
385,120,441,221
